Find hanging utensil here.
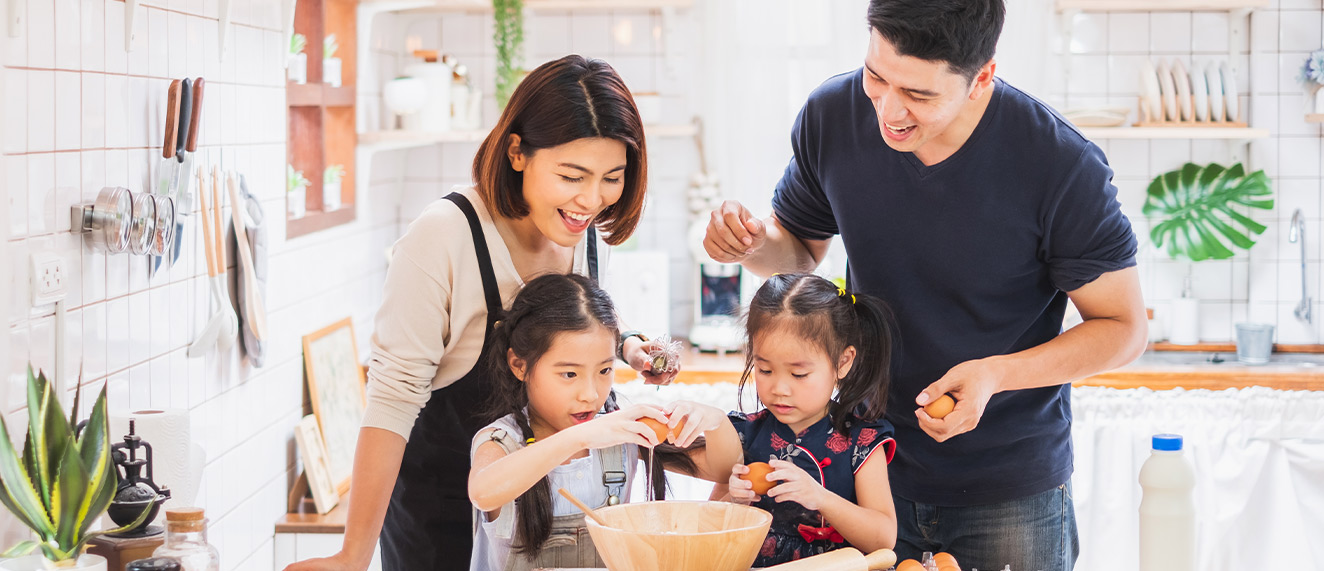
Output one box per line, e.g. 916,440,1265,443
212,166,238,352
155,80,181,197
177,77,203,215
227,172,268,341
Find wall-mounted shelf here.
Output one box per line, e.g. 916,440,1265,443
1079,126,1269,139
1307,114,1324,124
288,84,356,107
1055,0,1267,12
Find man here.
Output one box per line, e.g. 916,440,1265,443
703,1,1147,569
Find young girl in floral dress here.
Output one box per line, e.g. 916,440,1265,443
712,273,898,566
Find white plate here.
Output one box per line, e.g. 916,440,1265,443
1220,61,1239,123
1205,64,1225,123
1157,59,1179,122
1173,59,1193,122
1063,106,1131,127
1190,62,1209,122
1140,59,1163,123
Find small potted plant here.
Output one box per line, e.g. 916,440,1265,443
288,165,310,219
1143,162,1273,344
288,33,307,85
323,165,345,211
1297,49,1324,116
323,34,341,88
493,0,525,109
0,368,149,571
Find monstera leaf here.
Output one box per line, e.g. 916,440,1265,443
1142,162,1274,262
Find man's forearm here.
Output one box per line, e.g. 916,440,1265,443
988,311,1147,393
738,216,821,278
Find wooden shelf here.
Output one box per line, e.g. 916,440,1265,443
362,0,693,12
287,84,356,107
1078,126,1269,140
1056,0,1267,12
358,123,699,152
1307,114,1324,124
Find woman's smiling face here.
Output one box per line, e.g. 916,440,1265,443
509,136,628,247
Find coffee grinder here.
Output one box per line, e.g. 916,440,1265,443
106,419,172,537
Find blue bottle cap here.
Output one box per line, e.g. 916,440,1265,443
1152,434,1183,451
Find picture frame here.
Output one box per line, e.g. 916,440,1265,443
294,414,340,514
302,317,366,496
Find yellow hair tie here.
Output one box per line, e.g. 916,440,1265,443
851,295,857,305
837,286,846,297
525,437,536,445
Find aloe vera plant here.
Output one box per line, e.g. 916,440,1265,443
1142,162,1274,262
0,368,145,564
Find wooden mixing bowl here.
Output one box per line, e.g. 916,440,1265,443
585,501,773,571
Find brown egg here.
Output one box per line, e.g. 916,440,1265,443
897,559,925,571
934,551,960,571
924,394,956,419
741,461,777,495
640,417,685,444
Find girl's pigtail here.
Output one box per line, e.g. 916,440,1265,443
830,292,896,430
511,408,554,556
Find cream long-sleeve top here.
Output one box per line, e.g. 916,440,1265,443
363,185,607,440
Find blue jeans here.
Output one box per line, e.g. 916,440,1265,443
893,482,1079,571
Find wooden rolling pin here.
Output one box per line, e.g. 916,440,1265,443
761,547,897,571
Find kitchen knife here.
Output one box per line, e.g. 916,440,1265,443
155,79,181,197
176,77,203,215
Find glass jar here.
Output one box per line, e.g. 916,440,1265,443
151,507,220,571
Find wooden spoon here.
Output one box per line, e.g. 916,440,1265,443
557,487,608,527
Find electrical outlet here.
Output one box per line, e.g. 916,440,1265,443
30,253,67,306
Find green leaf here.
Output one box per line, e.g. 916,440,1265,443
51,437,89,550
74,386,116,540
1143,162,1274,262
0,405,55,537
0,540,39,558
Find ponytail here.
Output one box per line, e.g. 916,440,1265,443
829,292,895,433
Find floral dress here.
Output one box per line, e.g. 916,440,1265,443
729,410,896,567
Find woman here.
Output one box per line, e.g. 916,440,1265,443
285,55,673,571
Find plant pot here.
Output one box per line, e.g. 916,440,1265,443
323,181,341,211
288,53,307,85
0,554,107,571
288,187,306,219
324,57,342,88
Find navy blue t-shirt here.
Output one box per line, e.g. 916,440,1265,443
771,71,1137,506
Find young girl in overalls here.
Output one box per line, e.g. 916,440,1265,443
712,273,900,566
468,273,743,571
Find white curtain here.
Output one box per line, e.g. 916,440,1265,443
1073,386,1324,571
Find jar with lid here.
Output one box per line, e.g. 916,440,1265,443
151,507,220,571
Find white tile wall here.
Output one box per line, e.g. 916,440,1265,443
2,2,397,569
1055,8,1324,343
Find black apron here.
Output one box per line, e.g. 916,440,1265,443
380,192,598,570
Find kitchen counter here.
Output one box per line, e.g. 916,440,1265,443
616,346,1324,391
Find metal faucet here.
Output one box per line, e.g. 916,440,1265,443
1288,209,1312,324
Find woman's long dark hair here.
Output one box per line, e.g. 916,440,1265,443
481,273,696,557
739,274,896,434
472,55,648,245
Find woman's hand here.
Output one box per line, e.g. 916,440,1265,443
726,464,758,505
662,400,726,448
283,552,363,571
765,459,830,511
623,336,679,385
571,404,667,450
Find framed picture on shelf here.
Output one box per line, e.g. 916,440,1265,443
302,317,367,495
294,414,340,514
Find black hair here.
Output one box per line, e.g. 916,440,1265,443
481,273,696,557
739,274,895,435
867,0,1005,81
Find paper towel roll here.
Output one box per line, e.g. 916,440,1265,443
1168,298,1201,345
108,409,206,524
